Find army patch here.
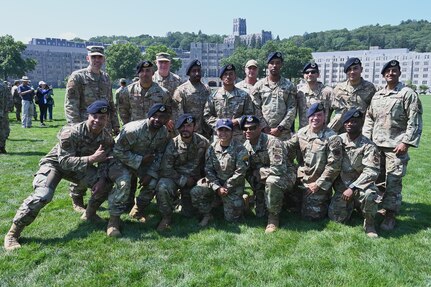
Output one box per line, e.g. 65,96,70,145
390,60,397,66
311,63,317,68
276,52,282,58
159,106,166,112
196,60,201,66
354,58,360,64
186,116,193,123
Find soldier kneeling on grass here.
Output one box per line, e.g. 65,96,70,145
4,100,114,251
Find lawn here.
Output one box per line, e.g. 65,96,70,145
0,89,430,287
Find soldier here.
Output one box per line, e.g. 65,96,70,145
328,108,381,238
18,76,35,128
107,104,171,236
251,52,297,140
203,64,256,142
11,80,21,121
286,103,342,220
64,45,120,213
0,80,11,153
328,57,376,133
297,62,333,128
153,52,182,97
241,115,295,233
191,119,248,226
173,59,212,138
4,101,114,251
363,60,423,231
114,78,127,114
155,114,210,231
235,59,259,94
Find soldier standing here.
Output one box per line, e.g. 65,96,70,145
241,115,295,233
328,108,381,237
153,52,182,97
251,52,297,140
328,57,376,133
4,101,114,251
235,59,259,94
173,59,212,138
64,46,120,213
363,60,423,231
191,119,248,227
286,103,342,220
155,114,210,231
114,78,127,114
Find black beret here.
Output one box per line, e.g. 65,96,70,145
147,103,168,118
381,60,400,75
343,57,361,73
306,102,325,118
186,59,202,76
342,108,363,124
136,60,154,75
175,113,195,129
240,115,260,130
267,52,283,64
302,62,319,73
87,100,110,114
219,64,236,78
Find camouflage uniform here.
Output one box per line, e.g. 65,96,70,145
173,80,211,137
118,81,171,124
114,85,128,118
363,82,423,213
286,126,342,219
244,133,295,217
108,119,170,216
11,121,114,227
251,77,297,140
11,84,22,121
191,139,248,222
0,82,11,149
297,82,333,128
156,133,210,217
235,80,255,94
328,133,381,222
329,78,376,133
203,87,255,142
153,71,182,97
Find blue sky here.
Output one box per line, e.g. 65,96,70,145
2,0,431,43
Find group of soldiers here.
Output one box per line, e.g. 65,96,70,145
3,45,423,251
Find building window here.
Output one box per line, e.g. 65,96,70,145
424,68,428,71
422,80,428,84
413,74,419,78
423,74,428,78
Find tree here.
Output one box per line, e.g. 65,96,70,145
405,80,417,92
221,47,261,79
144,45,181,72
0,35,36,79
419,84,429,94
105,43,143,82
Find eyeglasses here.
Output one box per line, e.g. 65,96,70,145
243,125,258,131
304,70,318,75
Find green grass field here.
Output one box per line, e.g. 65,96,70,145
0,89,430,286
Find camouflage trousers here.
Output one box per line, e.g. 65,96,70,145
156,178,195,217
298,183,332,220
0,116,10,147
377,148,410,213
190,178,244,222
328,181,379,223
108,161,157,216
13,163,108,227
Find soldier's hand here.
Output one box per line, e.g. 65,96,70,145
305,182,319,196
166,120,174,131
269,128,281,137
217,187,228,197
139,174,152,188
393,143,409,155
342,188,354,201
89,145,112,164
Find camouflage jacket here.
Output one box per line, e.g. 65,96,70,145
235,79,256,94
0,82,11,117
205,139,248,192
118,81,171,124
297,82,333,128
114,86,128,109
173,80,211,135
153,71,182,96
329,78,376,132
363,82,423,148
286,126,342,191
40,121,114,179
113,119,169,178
160,132,210,187
64,67,119,130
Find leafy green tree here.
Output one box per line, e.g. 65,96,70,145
0,35,36,79
221,47,261,79
105,43,143,82
144,45,181,72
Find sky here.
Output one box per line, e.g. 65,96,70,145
2,0,431,43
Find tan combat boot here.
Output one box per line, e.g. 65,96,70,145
4,223,24,251
265,213,279,234
198,213,213,227
157,215,172,232
129,203,147,223
72,196,86,213
380,211,396,231
363,216,379,238
81,202,105,223
107,215,122,237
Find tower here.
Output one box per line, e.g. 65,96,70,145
233,18,247,36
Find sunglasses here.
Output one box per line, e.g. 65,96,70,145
243,125,258,131
304,70,318,75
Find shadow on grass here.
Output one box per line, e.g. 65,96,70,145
6,151,47,156
8,138,44,142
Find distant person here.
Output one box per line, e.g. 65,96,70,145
114,78,127,115
45,85,54,121
4,101,114,251
17,76,35,128
296,62,333,128
35,81,52,127
363,60,423,231
11,80,21,121
328,57,376,133
235,59,259,94
153,52,182,97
